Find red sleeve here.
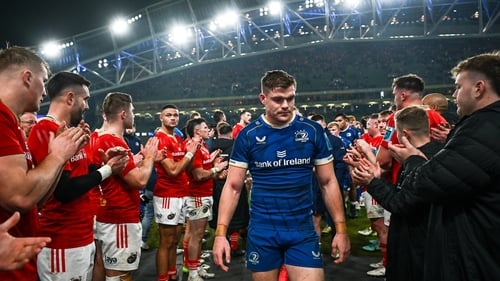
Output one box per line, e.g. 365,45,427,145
28,120,70,171
0,105,24,157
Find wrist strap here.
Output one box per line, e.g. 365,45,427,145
97,165,112,181
215,224,228,236
184,152,194,160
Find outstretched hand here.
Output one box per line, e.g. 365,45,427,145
99,147,130,175
0,212,51,270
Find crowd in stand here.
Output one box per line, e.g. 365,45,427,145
111,36,499,101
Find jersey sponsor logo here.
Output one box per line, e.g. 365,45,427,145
255,136,266,144
248,252,260,265
254,153,311,168
172,151,184,157
276,150,286,158
294,130,309,142
104,255,118,265
167,213,176,220
70,150,86,163
127,252,138,264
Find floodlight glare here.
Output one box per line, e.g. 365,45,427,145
268,1,283,15
169,25,192,44
344,0,360,9
110,17,130,35
216,10,239,28
40,41,61,58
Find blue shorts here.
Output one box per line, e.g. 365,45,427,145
245,227,323,272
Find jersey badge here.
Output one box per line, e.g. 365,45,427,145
248,252,260,265
127,252,138,264
294,130,309,142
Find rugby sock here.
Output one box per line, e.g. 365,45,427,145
186,259,199,277
157,273,169,281
230,231,239,251
380,242,387,267
167,266,176,280
278,265,289,281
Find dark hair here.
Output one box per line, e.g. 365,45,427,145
379,110,392,117
334,113,347,120
395,105,430,138
217,122,232,135
392,74,425,94
451,51,500,97
161,104,178,111
213,110,225,123
185,118,207,138
0,46,50,75
102,92,132,120
310,114,325,122
46,71,91,100
261,70,296,94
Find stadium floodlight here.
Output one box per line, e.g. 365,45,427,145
268,1,283,15
110,17,130,36
168,25,192,44
305,0,325,9
40,41,61,58
215,9,239,28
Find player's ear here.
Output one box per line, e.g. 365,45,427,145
259,93,266,104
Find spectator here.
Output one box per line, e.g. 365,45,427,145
19,112,37,137
210,122,249,257
350,105,444,281
357,51,500,281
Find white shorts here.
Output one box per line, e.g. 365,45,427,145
362,191,385,219
384,210,391,226
37,242,95,281
153,196,186,225
95,222,142,271
184,196,213,221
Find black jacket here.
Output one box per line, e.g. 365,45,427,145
369,100,500,281
209,137,249,231
368,141,443,281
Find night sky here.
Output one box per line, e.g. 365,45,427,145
0,0,160,47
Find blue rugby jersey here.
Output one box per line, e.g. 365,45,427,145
230,114,333,231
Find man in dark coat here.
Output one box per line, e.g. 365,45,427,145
349,105,443,281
